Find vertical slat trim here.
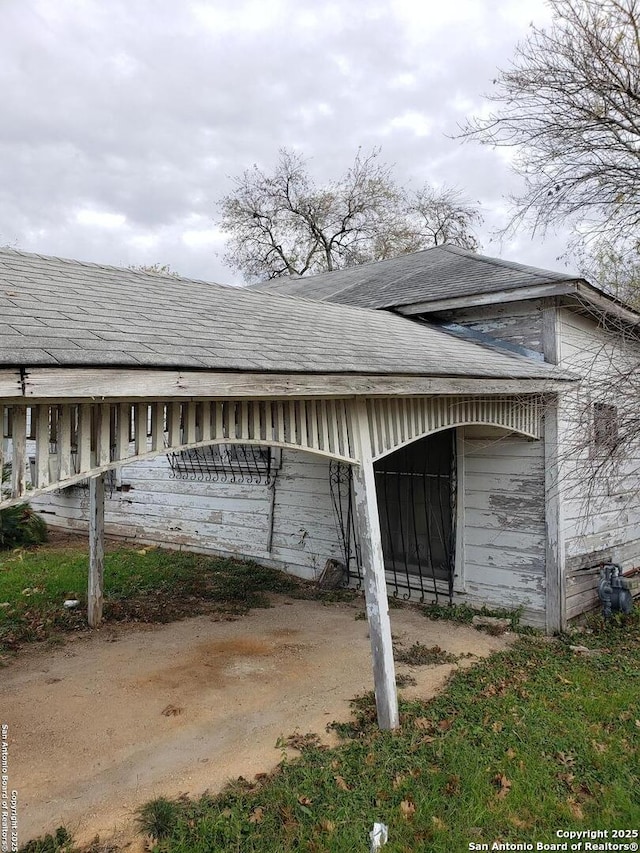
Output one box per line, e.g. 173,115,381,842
300,401,309,449
35,405,51,488
135,404,148,455
116,403,131,462
97,404,112,466
214,402,223,440
10,406,27,498
151,403,165,452
78,404,92,472
58,405,72,480
168,402,182,448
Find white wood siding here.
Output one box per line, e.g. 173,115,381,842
32,428,549,626
33,449,343,581
461,426,547,626
558,308,640,618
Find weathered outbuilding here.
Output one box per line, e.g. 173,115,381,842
2,245,638,726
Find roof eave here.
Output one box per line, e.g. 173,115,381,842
573,282,640,327
394,281,581,315
0,366,577,402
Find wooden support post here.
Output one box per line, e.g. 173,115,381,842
544,396,566,634
10,406,27,498
351,403,399,731
88,473,105,629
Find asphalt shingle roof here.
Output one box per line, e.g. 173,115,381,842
0,247,571,381
247,244,580,309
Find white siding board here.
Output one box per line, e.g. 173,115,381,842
558,306,640,619
461,427,546,617
33,447,343,582
32,414,551,624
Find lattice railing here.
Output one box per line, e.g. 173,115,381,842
366,396,541,460
0,399,356,505
0,395,542,507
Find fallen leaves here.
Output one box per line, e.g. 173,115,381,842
493,774,512,799
296,795,313,816
567,797,584,820
556,751,576,768
334,775,351,791
161,704,183,716
279,731,322,752
509,815,532,830
399,798,416,820
444,774,461,796
248,806,264,824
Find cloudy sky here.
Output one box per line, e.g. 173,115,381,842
0,0,575,285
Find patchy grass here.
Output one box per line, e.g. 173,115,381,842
0,539,302,655
99,610,639,852
421,601,525,631
18,827,75,853
393,642,460,667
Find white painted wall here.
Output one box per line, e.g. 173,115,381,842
460,425,546,626
32,426,548,625
558,307,640,617
33,448,344,581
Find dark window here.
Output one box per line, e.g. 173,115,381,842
593,402,618,453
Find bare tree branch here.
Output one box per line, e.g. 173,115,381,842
217,148,482,282
460,0,640,256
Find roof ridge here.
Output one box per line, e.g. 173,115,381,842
299,244,445,282
443,244,579,282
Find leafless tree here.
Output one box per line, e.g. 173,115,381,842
218,148,482,282
128,262,180,277
576,237,640,308
461,0,640,256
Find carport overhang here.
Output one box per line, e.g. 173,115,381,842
1,363,577,732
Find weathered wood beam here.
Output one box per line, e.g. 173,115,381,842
17,368,575,402
10,405,27,499
351,402,399,731
396,282,577,315
88,473,105,629
0,370,22,398
544,395,566,634
34,405,51,488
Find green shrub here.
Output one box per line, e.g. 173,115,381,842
0,502,48,550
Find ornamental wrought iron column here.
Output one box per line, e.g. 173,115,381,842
351,401,399,730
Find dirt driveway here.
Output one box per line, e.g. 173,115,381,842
3,595,510,846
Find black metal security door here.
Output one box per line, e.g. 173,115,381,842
329,429,456,603
374,429,456,602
